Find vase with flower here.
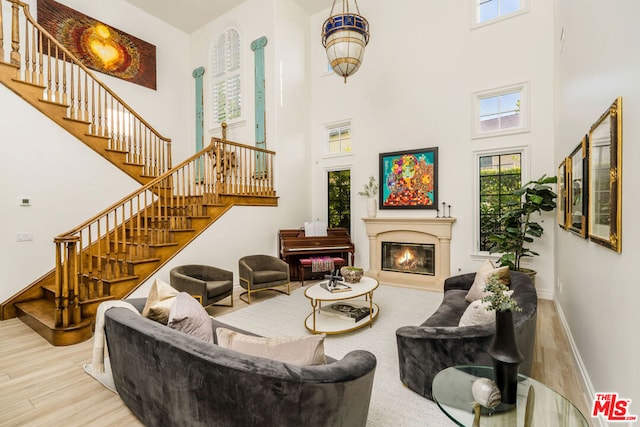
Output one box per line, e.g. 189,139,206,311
358,175,378,218
481,274,523,405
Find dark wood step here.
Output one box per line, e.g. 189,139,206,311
15,299,93,346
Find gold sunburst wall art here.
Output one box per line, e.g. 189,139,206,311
37,0,157,90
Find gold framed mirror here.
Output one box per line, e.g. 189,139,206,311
557,159,567,229
567,137,588,238
588,97,622,252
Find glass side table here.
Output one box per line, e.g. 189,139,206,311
432,365,589,427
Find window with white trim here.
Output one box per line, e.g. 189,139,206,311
472,83,529,139
472,0,529,27
211,28,242,127
327,124,352,154
476,149,525,253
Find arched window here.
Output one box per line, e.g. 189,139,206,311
210,27,242,128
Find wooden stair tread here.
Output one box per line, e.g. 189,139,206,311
81,273,139,284
38,98,70,108
15,299,92,330
63,116,91,125
106,147,129,154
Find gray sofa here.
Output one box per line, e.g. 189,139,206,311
104,298,377,427
396,270,537,400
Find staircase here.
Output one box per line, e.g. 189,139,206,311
0,0,171,184
0,0,278,345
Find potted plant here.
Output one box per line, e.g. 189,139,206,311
481,275,523,405
488,174,557,279
358,175,378,217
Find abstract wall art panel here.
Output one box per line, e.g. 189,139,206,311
37,0,157,90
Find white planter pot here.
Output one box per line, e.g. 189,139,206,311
367,198,377,217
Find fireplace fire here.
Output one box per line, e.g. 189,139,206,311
381,241,435,276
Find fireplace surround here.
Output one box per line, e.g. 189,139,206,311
363,217,456,291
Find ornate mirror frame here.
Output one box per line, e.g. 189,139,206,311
557,159,568,229
588,97,622,252
567,137,588,237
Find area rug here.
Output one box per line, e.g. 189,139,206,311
217,283,453,427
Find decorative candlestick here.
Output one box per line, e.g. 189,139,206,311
442,202,446,216
436,207,440,218
447,204,452,218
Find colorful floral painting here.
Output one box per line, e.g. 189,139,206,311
37,0,157,90
379,148,438,209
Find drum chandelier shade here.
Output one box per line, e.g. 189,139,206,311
322,0,370,83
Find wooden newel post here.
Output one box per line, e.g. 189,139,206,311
54,235,80,328
10,0,21,67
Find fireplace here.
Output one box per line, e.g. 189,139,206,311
363,217,455,291
381,242,435,276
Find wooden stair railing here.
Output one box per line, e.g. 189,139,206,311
0,0,171,181
1,138,277,345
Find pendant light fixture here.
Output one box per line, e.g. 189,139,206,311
322,0,370,83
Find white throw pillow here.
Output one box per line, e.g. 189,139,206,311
216,328,327,366
168,292,214,343
142,278,179,324
466,260,511,303
459,299,495,327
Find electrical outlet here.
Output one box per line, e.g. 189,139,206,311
19,197,31,206
16,232,34,242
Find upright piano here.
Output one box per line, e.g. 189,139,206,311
279,228,355,282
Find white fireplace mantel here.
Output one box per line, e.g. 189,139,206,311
362,217,456,292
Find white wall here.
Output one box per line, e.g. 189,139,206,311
555,0,640,412
132,0,313,296
0,85,140,301
309,0,556,296
0,0,190,302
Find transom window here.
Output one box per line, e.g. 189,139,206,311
479,91,520,133
478,152,522,252
328,125,352,154
472,83,529,139
473,0,528,27
211,28,242,127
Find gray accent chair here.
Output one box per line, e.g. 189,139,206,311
104,298,377,427
170,265,233,307
238,254,290,304
396,270,537,400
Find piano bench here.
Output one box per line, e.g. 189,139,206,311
298,257,346,286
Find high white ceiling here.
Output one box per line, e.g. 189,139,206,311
125,0,329,33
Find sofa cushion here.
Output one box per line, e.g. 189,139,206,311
466,261,510,303
216,327,327,366
458,299,495,327
142,278,179,324
167,292,214,343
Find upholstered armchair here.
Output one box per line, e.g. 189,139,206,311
170,265,233,307
238,255,290,304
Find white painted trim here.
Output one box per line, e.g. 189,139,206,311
553,298,604,427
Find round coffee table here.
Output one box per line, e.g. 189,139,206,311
432,365,588,426
304,276,379,334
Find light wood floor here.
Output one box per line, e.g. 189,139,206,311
0,282,593,426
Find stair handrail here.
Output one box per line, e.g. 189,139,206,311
52,138,275,327
55,139,275,239
1,0,172,174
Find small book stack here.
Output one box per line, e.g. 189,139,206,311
320,302,372,322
